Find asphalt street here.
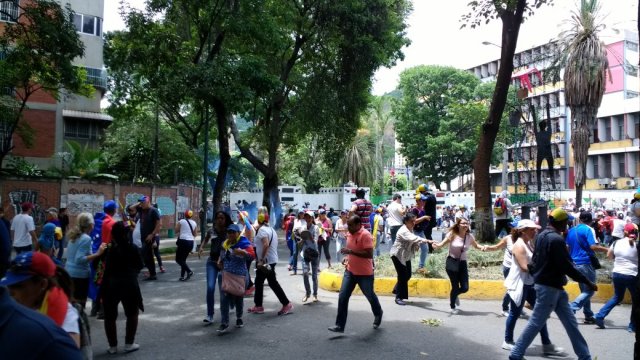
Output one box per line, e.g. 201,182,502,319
89,234,634,360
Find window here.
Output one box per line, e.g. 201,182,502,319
604,120,611,141
626,90,639,99
84,67,107,89
593,158,599,178
0,1,19,22
64,118,104,140
617,118,624,140
604,155,612,178
627,41,639,52
73,13,102,36
619,155,625,177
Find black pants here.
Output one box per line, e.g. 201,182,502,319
71,277,90,309
253,264,290,307
175,239,193,277
633,275,640,359
153,235,163,267
318,239,331,262
246,255,254,288
142,242,156,276
445,260,469,309
391,256,411,300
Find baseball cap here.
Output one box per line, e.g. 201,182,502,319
138,195,149,202
318,209,326,215
104,200,117,212
549,208,573,222
0,252,56,286
579,211,593,223
516,219,541,230
304,210,315,217
625,223,638,239
184,210,193,218
227,224,241,233
21,202,33,212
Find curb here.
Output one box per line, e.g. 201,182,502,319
318,270,630,304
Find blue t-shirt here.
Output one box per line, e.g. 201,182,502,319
566,223,596,265
0,286,82,360
65,234,93,278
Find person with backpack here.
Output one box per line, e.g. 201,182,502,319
494,191,514,238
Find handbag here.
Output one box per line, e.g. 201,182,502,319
221,271,246,297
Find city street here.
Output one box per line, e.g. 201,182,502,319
89,238,634,360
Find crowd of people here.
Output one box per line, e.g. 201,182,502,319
1,185,640,359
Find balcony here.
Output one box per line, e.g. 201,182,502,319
82,67,107,92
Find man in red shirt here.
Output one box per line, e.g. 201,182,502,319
328,215,383,333
101,201,117,244
349,188,373,232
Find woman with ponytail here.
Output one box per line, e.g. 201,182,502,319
175,210,197,281
66,212,106,308
594,223,639,331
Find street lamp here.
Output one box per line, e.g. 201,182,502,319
482,41,502,48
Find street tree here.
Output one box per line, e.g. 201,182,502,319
546,0,609,208
0,0,91,169
333,129,377,187
462,0,551,241
393,65,486,189
229,0,411,213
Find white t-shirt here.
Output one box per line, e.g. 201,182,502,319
387,201,404,227
255,225,278,264
611,219,625,238
10,213,36,247
132,220,142,248
62,302,80,334
611,238,638,276
178,219,197,241
502,235,515,268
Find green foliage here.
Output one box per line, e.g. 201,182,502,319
460,0,553,29
50,140,109,179
371,173,408,196
0,0,91,167
393,65,489,187
101,105,202,184
227,155,261,192
6,156,43,177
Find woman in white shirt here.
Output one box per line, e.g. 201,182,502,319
175,210,198,281
334,211,349,263
594,223,639,331
390,212,430,305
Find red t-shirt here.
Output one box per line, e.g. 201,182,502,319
101,214,115,244
346,227,374,276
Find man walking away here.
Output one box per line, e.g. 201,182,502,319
349,188,373,232
328,216,383,333
139,196,161,281
10,202,37,255
509,208,597,360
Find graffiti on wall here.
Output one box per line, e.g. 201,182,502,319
176,196,189,220
9,190,46,225
68,188,103,195
67,194,105,216
156,196,175,216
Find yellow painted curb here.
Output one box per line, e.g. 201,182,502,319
319,270,630,304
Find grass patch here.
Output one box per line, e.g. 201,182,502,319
328,249,613,283
159,246,177,255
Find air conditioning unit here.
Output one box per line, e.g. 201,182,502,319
597,178,611,185
626,180,635,187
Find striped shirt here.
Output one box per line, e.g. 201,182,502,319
353,199,373,231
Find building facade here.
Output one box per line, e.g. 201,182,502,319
468,29,639,194
1,0,110,170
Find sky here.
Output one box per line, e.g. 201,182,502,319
103,0,638,96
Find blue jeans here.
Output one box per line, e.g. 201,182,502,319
510,284,591,360
205,258,222,319
303,257,319,296
334,270,382,329
374,232,382,257
389,225,401,246
570,264,596,318
596,272,637,326
13,245,32,255
414,230,429,268
505,284,551,344
220,290,243,326
502,265,511,312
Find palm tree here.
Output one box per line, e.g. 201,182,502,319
549,0,609,207
334,129,376,187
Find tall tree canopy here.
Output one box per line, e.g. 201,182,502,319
393,65,493,189
0,0,91,169
229,0,411,212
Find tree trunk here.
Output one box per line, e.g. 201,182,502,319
571,106,596,209
473,0,527,242
211,100,231,213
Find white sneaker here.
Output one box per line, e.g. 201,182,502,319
501,310,510,317
124,343,140,353
501,341,514,351
543,344,567,357
450,308,459,315
107,347,117,355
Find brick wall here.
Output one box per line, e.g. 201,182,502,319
11,109,56,157
0,177,201,236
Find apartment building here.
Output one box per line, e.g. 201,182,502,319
1,0,110,170
469,29,639,193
